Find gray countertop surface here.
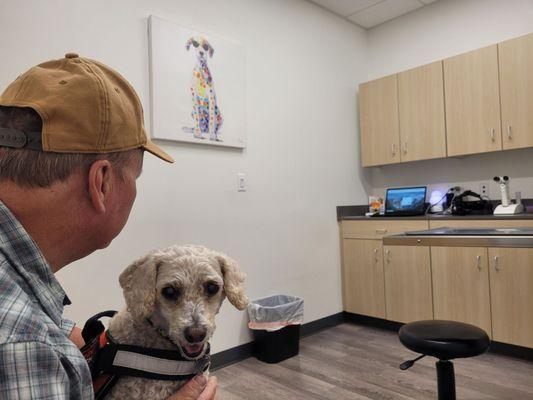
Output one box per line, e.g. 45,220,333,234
337,205,533,221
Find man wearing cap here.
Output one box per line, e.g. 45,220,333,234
0,53,217,399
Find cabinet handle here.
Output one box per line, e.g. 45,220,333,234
374,248,379,263
476,255,482,271
507,125,513,140
494,256,500,272
385,249,391,263
490,128,496,142
391,143,396,156
376,228,388,234
403,142,408,154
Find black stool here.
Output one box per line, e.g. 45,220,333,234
399,320,490,400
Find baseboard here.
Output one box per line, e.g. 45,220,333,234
301,312,345,337
344,312,403,331
211,342,253,371
489,340,533,361
211,312,346,370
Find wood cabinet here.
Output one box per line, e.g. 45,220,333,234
340,218,533,348
398,62,446,162
499,33,533,150
444,45,502,157
489,248,533,348
430,247,492,336
342,239,385,318
359,75,400,167
383,245,433,323
358,32,533,166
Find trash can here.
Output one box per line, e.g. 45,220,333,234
247,295,304,363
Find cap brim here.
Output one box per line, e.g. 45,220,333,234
143,140,174,163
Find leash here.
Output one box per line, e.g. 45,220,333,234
81,310,210,400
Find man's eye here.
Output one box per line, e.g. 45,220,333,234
162,286,180,300
205,282,219,296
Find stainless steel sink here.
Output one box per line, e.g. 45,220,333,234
384,227,533,247
405,227,533,236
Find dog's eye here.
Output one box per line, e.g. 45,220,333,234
192,40,199,48
205,282,219,296
202,43,209,51
162,286,180,300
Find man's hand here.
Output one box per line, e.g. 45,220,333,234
167,375,218,400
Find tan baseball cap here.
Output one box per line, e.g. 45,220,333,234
0,52,174,163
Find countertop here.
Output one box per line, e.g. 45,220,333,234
337,203,533,221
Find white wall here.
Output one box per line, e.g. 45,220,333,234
363,0,533,201
0,0,368,352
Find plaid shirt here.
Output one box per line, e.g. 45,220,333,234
0,201,94,399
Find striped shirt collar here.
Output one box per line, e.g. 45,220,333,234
0,200,68,326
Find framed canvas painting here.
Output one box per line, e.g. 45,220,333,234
148,15,246,148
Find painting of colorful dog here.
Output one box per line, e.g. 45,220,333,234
182,36,223,141
149,15,246,148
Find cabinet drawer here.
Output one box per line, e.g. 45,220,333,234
341,220,429,239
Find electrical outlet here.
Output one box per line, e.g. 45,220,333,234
478,181,490,197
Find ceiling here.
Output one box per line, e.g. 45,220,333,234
308,0,440,29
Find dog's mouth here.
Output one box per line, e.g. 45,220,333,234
179,341,206,358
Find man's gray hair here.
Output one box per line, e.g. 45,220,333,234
0,106,141,188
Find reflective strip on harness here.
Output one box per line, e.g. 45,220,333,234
113,350,208,376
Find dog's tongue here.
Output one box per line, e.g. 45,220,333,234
183,342,203,357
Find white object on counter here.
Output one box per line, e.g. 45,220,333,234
493,176,523,214
494,203,524,215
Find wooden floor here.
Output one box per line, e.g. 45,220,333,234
214,323,533,399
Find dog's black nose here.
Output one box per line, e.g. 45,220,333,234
185,327,207,343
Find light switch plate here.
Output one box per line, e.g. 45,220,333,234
237,173,246,192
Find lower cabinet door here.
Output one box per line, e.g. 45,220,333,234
383,246,433,323
431,247,492,336
489,248,533,348
342,239,385,318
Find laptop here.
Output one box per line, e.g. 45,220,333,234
374,186,427,217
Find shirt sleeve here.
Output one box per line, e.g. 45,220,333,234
0,341,76,399
60,318,76,337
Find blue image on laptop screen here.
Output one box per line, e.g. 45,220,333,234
385,187,427,215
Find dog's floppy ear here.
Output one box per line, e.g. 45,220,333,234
119,252,158,319
202,39,214,57
215,253,248,310
186,37,194,51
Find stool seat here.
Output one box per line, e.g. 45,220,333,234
399,320,490,361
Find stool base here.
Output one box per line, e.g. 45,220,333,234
436,360,456,400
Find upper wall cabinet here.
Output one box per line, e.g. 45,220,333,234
359,75,400,167
444,45,502,157
398,62,446,162
499,33,533,150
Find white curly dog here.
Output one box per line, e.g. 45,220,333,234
104,245,248,399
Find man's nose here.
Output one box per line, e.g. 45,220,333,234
184,326,207,343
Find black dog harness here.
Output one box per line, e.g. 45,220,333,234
81,311,210,400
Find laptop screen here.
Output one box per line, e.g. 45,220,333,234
385,187,427,215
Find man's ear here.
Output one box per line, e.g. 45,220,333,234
215,253,248,310
119,252,158,319
87,159,113,214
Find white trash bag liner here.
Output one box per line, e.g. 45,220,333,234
247,295,304,332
